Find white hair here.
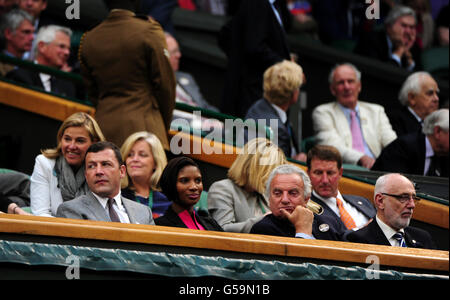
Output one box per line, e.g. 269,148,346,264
398,72,433,106
328,63,361,85
31,25,72,59
422,109,449,135
265,164,312,199
385,5,416,26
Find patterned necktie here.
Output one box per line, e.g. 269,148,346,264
350,110,365,153
392,232,407,247
336,197,356,230
107,198,121,222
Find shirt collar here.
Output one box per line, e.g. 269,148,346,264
407,106,423,123
376,215,405,240
425,136,434,158
270,103,287,123
312,190,342,204
92,191,122,209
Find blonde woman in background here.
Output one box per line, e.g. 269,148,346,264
207,138,287,233
120,131,170,219
30,112,105,216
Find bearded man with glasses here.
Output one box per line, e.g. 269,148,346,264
345,173,436,249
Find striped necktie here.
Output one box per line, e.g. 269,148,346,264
336,197,356,230
392,232,407,247
350,110,365,153
107,198,121,223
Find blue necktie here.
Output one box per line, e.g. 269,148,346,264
392,232,406,247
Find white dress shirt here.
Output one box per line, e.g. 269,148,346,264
375,216,405,247
92,191,131,223
313,190,370,230
424,136,434,175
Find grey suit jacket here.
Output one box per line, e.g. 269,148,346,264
56,191,155,225
207,178,269,233
176,71,219,112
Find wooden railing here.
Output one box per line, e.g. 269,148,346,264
0,214,448,272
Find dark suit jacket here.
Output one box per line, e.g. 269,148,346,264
155,205,224,232
219,0,291,118
140,0,178,34
6,67,76,98
345,218,436,249
79,10,176,149
354,29,421,70
250,213,347,241
372,131,449,177
311,193,376,229
245,98,298,157
388,106,423,137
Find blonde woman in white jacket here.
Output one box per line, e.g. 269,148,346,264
30,112,105,216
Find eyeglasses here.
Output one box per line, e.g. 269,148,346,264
381,193,421,203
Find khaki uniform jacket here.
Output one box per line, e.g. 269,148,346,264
79,10,176,149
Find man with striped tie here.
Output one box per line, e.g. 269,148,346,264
346,173,436,249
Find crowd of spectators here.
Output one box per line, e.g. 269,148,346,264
0,0,448,252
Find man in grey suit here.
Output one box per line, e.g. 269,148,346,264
307,145,375,231
56,141,154,225
165,32,219,112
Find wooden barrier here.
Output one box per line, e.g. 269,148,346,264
0,81,94,121
0,214,448,273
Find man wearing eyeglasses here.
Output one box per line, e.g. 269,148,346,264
345,173,436,249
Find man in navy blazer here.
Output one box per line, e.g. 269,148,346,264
388,72,440,137
372,109,449,177
245,60,306,161
346,173,436,249
306,145,376,231
250,164,347,241
354,5,420,71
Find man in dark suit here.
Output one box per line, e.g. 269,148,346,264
79,0,176,149
306,145,376,231
6,25,76,98
354,5,421,71
245,60,306,161
18,0,53,30
250,164,347,241
0,8,34,76
346,173,436,249
219,0,292,118
388,72,440,136
140,0,177,35
57,141,155,225
372,109,449,177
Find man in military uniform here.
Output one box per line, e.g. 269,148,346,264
79,0,176,150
